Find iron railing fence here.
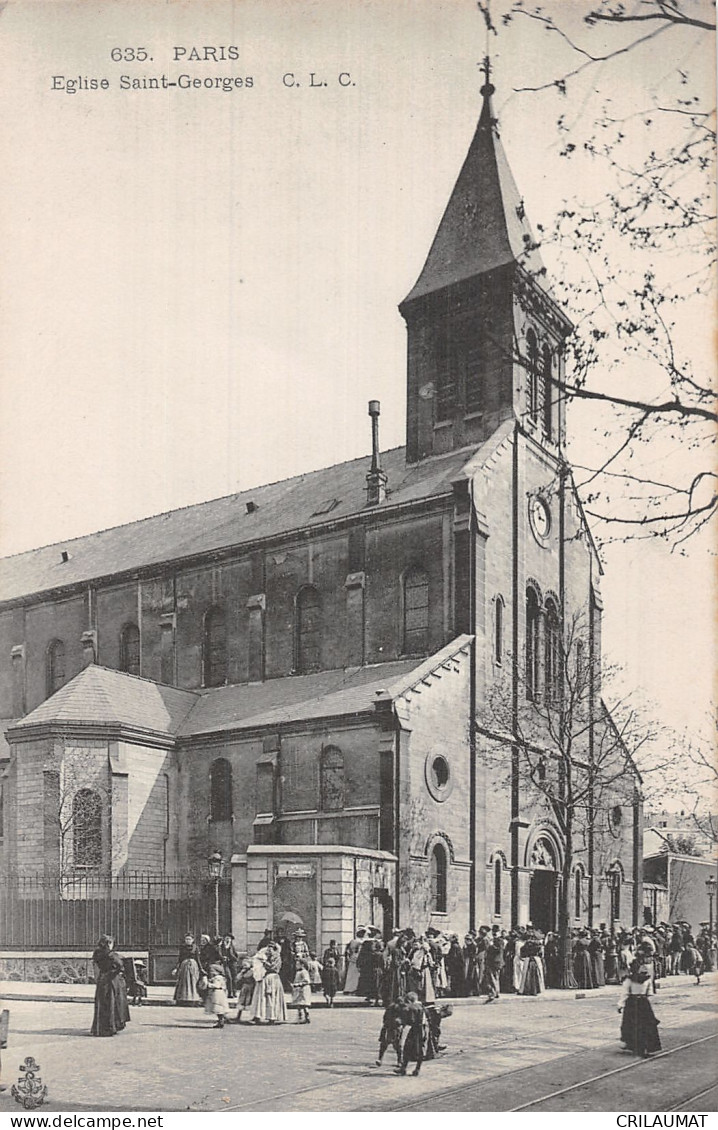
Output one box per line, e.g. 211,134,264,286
0,871,232,951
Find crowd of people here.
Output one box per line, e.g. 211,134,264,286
88,917,716,1049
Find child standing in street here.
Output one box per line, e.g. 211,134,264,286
204,963,230,1029
233,958,255,1023
308,951,323,994
322,956,339,1007
292,959,312,1024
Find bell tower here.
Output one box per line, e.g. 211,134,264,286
400,73,572,463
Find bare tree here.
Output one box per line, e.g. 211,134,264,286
482,611,660,986
479,0,716,545
44,753,110,883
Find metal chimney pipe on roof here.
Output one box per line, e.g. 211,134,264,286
366,399,388,507
368,400,381,473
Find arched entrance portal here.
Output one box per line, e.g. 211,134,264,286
528,837,558,933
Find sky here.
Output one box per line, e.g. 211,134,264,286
0,0,715,783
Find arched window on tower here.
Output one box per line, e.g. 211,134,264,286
119,622,140,676
545,598,561,705
527,330,539,423
494,857,502,916
209,757,232,822
296,586,321,673
46,639,66,698
72,789,102,870
430,842,448,913
494,595,505,666
465,346,484,415
403,567,430,654
542,345,553,440
574,868,583,919
203,606,227,687
320,746,345,811
525,587,540,700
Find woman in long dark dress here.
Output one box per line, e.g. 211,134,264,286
91,935,130,1037
618,962,661,1057
573,930,595,989
589,930,606,987
445,935,465,997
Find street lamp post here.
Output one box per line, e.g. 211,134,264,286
208,850,225,937
706,875,716,937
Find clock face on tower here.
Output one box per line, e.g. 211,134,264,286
529,495,551,543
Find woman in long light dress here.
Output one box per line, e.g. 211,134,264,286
513,935,526,992
173,933,203,1006
343,928,365,993
249,942,287,1024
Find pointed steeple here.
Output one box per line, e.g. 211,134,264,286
401,78,543,308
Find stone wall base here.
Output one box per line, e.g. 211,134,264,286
0,951,147,984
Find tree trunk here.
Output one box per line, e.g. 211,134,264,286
558,821,577,990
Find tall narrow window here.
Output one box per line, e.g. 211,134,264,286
72,789,102,869
574,869,582,919
494,857,502,916
525,588,540,700
494,595,504,665
164,773,170,836
320,746,345,811
46,639,66,698
430,843,448,913
435,330,454,421
527,330,539,423
403,567,430,654
465,346,484,414
611,871,622,921
119,622,140,676
542,345,553,439
203,606,227,687
576,639,586,696
545,598,561,705
210,758,232,822
296,586,321,673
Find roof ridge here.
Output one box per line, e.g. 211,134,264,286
0,444,406,561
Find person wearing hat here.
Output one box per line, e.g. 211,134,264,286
589,929,606,988
484,927,505,1002
173,933,204,1006
573,929,595,990
445,933,465,997
220,934,239,999
618,960,661,1057
343,926,366,994
90,934,131,1037
249,941,287,1024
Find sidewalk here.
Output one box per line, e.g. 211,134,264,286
2,970,713,1007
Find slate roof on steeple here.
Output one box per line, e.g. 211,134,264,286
402,83,544,307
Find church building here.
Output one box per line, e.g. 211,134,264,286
0,80,643,966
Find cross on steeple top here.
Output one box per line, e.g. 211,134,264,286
479,55,495,100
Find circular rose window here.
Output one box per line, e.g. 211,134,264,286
425,752,453,802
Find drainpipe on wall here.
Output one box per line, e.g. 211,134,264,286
468,479,478,932
511,423,520,927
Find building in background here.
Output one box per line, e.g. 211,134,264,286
0,81,643,976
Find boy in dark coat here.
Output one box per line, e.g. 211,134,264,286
396,993,427,1077
375,999,404,1067
322,956,340,1006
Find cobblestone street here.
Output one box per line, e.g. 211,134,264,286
1,976,715,1112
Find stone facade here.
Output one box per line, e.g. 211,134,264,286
0,81,645,960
